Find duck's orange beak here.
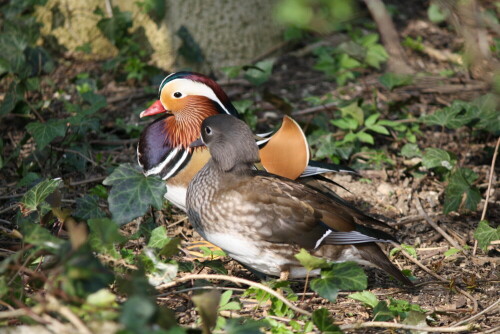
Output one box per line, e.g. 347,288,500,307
140,100,167,118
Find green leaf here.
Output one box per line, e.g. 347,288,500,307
420,101,476,129
368,124,390,135
443,168,481,213
0,276,7,299
87,218,127,253
148,226,170,249
86,289,117,307
103,163,166,225
312,308,342,333
373,301,394,321
244,59,275,86
192,290,221,332
348,291,379,308
401,143,422,158
331,118,358,130
338,53,361,69
26,119,66,150
390,244,418,259
120,295,156,332
474,220,500,252
422,148,455,170
225,318,268,334
21,178,62,214
311,262,367,302
428,3,449,23
472,94,500,134
339,102,364,125
97,9,132,47
379,72,413,90
365,44,388,69
294,248,328,272
356,131,374,144
74,195,106,220
444,248,461,257
23,224,65,251
219,291,241,311
158,237,181,259
364,113,380,127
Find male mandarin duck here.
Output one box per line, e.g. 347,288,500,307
137,71,355,211
186,114,414,285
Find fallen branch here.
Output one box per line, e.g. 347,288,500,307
397,246,478,312
155,273,311,316
451,298,500,327
340,321,476,332
291,102,338,117
415,198,463,251
473,136,500,255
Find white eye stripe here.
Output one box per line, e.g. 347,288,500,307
165,78,231,114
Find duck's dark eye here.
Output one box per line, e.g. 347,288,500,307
205,126,212,135
173,92,182,98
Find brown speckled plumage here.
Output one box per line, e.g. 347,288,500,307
187,115,414,286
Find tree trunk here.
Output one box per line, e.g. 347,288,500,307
35,0,284,72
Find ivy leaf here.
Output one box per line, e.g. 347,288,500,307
373,301,394,321
401,143,422,158
87,218,127,254
310,262,367,302
365,44,388,69
103,163,166,225
422,148,455,170
339,102,364,126
348,291,379,308
472,94,500,135
148,226,170,249
74,194,106,221
312,308,342,333
120,295,157,333
20,178,62,214
244,59,275,86
294,248,328,272
23,223,65,252
379,73,413,90
420,101,476,129
443,168,481,213
474,220,500,252
26,119,67,150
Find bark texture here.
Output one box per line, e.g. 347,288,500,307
34,0,284,72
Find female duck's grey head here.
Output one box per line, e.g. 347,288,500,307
200,114,259,172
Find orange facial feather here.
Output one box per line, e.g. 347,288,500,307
164,96,219,149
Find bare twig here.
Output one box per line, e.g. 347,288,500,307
363,0,414,74
157,285,246,297
415,198,463,251
155,273,311,316
473,136,500,255
44,295,92,334
69,176,106,186
451,298,500,327
291,102,338,117
397,246,478,312
340,321,476,332
50,146,98,166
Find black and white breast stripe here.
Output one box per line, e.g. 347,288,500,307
143,148,191,180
